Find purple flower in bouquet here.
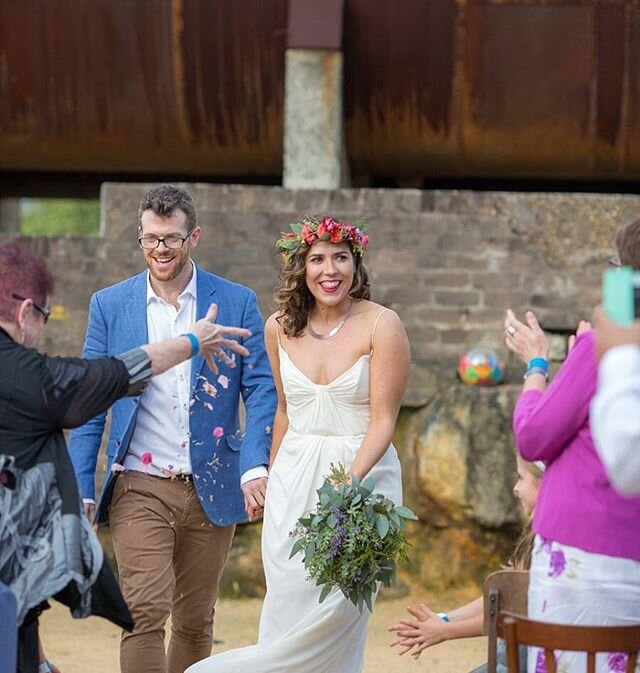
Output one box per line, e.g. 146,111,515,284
608,652,628,673
289,463,417,613
548,549,566,578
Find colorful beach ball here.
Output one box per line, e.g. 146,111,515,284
458,347,505,386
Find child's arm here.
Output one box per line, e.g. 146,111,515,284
447,596,483,622
388,599,484,658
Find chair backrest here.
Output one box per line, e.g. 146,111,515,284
500,611,640,673
483,570,529,673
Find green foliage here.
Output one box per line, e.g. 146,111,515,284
20,199,100,235
289,463,418,613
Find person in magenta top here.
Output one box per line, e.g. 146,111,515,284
504,296,640,673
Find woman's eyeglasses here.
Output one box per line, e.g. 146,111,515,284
11,293,51,324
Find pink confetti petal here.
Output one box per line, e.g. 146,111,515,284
213,426,224,438
202,381,217,397
217,374,229,389
141,452,153,466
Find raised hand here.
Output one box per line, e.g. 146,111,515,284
504,308,549,364
567,319,592,352
190,304,252,374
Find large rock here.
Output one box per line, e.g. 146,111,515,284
395,384,524,590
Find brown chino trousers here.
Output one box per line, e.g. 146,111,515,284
109,471,235,673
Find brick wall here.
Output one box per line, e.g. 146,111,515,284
7,184,635,406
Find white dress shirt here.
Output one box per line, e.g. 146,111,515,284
83,263,266,504
124,266,197,476
591,344,640,495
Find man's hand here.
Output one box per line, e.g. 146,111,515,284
191,304,252,374
83,501,96,525
593,305,640,360
241,477,268,521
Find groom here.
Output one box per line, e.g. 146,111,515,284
69,185,276,673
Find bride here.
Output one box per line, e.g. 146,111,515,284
187,216,410,673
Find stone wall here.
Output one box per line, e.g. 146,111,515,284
4,184,638,592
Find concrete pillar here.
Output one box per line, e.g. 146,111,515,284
283,0,346,189
283,50,344,189
0,199,20,234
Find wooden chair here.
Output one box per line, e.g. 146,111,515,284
500,612,640,673
483,570,529,673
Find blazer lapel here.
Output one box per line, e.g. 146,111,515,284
123,273,149,349
191,268,217,391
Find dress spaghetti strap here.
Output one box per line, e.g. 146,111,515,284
370,308,390,351
274,316,283,347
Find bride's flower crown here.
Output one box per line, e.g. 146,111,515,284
275,216,369,262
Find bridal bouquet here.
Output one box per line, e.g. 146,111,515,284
289,464,417,613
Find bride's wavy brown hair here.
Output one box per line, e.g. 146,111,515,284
275,244,370,337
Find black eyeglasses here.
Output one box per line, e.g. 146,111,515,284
138,233,193,250
11,293,51,324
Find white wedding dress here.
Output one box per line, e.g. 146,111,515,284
187,335,403,673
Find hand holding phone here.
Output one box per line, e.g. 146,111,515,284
602,267,638,325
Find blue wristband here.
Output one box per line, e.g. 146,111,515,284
182,332,200,358
524,366,549,380
528,357,549,371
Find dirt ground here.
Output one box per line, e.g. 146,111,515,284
40,585,486,673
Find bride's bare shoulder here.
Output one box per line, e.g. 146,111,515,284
354,300,400,323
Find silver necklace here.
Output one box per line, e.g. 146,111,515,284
307,303,352,340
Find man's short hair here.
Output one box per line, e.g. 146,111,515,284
0,242,54,322
616,218,640,270
137,185,197,233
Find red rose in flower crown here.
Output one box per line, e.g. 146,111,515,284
275,215,369,262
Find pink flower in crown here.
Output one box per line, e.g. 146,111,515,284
317,219,330,238
282,231,296,239
330,227,343,243
361,234,369,248
300,224,316,245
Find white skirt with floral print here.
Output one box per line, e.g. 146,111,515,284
528,535,640,673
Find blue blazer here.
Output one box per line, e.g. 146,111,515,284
68,267,277,526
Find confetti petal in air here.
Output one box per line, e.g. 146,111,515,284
111,463,125,473
213,426,224,438
141,452,153,466
202,381,218,397
217,374,230,389
265,425,272,434
203,401,213,411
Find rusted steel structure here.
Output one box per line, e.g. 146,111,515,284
1,0,640,188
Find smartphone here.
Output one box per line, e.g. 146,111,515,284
602,266,640,325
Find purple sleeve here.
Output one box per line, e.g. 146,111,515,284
513,331,597,462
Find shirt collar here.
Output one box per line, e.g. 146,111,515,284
146,261,198,305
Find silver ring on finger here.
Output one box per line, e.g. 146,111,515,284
506,326,516,336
